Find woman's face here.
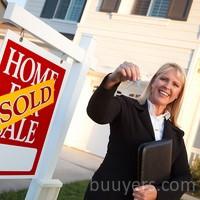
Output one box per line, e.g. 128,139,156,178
149,68,183,108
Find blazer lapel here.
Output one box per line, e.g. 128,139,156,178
162,120,173,140
136,101,155,140
162,120,182,163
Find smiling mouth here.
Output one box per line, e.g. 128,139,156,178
159,90,170,97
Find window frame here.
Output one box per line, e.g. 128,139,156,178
41,0,86,22
146,0,155,16
64,0,86,21
53,0,68,19
132,0,193,21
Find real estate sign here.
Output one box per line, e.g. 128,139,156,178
0,30,66,177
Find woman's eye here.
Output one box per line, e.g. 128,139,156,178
160,77,167,81
173,83,180,88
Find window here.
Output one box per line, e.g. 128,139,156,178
99,0,121,13
149,0,170,17
41,0,86,22
132,0,193,21
133,0,170,17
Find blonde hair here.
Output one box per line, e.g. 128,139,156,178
137,63,186,126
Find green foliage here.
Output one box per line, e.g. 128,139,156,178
191,157,200,197
58,180,88,200
0,189,27,200
0,180,89,200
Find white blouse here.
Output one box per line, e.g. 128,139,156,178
147,100,171,141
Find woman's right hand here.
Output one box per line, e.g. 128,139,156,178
104,61,140,89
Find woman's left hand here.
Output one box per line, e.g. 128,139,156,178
132,185,157,200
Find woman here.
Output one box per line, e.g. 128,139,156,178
84,62,192,200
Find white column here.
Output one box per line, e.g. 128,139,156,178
186,97,200,162
178,48,200,159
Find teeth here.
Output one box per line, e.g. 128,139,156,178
159,90,169,96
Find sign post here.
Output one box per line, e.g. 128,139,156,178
25,33,94,200
2,3,95,200
0,30,66,177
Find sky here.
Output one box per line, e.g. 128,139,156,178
7,0,26,7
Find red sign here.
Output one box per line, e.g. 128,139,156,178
0,31,66,176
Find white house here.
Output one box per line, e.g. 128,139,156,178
1,0,200,161
64,0,200,160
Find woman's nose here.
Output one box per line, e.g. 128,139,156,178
163,82,171,90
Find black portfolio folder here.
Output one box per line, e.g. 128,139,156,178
138,139,172,185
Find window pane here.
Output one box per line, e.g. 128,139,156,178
41,0,59,18
132,0,151,15
55,0,71,19
150,0,170,17
65,0,86,22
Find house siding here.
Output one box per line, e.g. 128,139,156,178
73,0,200,73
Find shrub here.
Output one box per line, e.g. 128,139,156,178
190,157,200,197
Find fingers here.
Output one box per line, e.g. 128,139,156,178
107,61,141,87
133,190,144,200
132,185,157,200
134,64,140,81
132,186,146,200
117,61,140,82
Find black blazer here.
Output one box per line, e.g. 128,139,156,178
84,76,192,200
